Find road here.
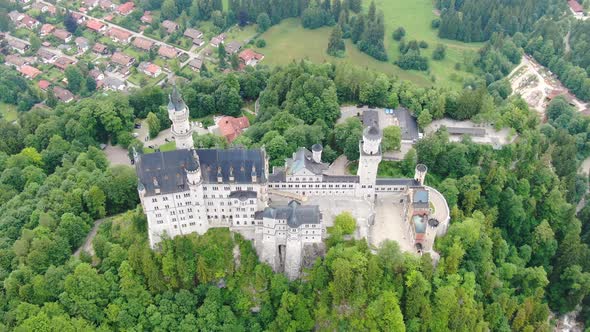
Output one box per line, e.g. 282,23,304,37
73,216,109,257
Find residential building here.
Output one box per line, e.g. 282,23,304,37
210,33,226,47
89,68,104,81
86,19,106,32
38,79,50,90
8,39,29,54
215,115,250,142
4,54,27,67
20,14,39,29
184,28,203,42
53,86,74,102
138,61,162,77
84,0,99,10
132,37,154,51
93,42,109,54
54,56,76,70
52,29,72,43
75,37,89,52
102,76,126,91
568,0,585,17
161,20,179,33
117,2,135,15
37,48,58,63
71,12,86,24
99,0,115,10
188,57,202,71
40,23,55,36
141,11,153,24
239,49,264,66
107,27,132,44
158,45,178,58
111,51,135,67
19,65,41,79
225,40,242,55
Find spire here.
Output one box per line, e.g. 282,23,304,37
168,84,186,112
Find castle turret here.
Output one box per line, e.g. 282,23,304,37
168,85,194,149
415,164,427,186
186,149,202,185
357,126,383,200
312,144,323,163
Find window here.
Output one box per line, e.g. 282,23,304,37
151,198,157,203
174,225,177,229
165,205,170,209
189,222,196,226
184,193,190,197
182,224,186,227
172,218,177,222
163,197,168,201
156,220,163,224
175,194,180,199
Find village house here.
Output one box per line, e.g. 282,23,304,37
8,11,23,24
84,0,99,10
132,37,154,51
38,80,50,91
102,76,126,91
20,14,39,29
188,57,203,71
89,68,105,81
568,0,585,17
138,61,162,77
215,115,250,142
239,49,264,66
224,40,242,55
99,0,115,10
40,23,55,36
8,39,29,54
71,12,86,24
4,54,27,68
86,19,106,32
184,28,204,46
52,29,72,43
117,2,135,16
32,2,57,15
161,20,179,33
53,86,74,103
158,45,178,59
210,33,226,47
75,37,89,52
140,11,153,24
107,27,132,44
19,65,41,79
93,42,109,55
54,56,76,70
111,51,135,67
37,48,58,63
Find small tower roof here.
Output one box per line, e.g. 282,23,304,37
312,143,323,152
168,84,186,112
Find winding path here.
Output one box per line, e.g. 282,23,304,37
73,217,109,257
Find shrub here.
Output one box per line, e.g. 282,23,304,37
256,39,267,48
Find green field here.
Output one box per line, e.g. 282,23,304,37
0,103,18,122
257,0,483,88
144,141,176,154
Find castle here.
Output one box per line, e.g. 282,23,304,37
135,88,447,279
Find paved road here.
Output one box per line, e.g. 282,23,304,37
74,216,109,257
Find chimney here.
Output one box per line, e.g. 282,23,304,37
251,164,257,183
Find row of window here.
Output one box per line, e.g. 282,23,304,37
204,186,255,191
269,183,355,189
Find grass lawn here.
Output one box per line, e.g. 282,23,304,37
226,24,258,43
144,141,176,154
0,103,18,122
258,0,483,88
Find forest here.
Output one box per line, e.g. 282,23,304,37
0,56,590,330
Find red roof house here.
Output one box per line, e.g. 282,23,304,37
216,116,250,142
107,27,132,43
19,65,41,79
239,49,264,66
568,0,584,13
86,19,106,32
40,23,55,36
158,45,178,58
38,80,51,90
117,2,135,15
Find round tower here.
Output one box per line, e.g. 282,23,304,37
362,126,382,155
311,144,323,163
186,149,201,185
168,85,194,149
415,164,427,186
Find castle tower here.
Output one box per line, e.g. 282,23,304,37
357,126,382,200
415,164,427,186
168,85,194,150
185,149,208,234
312,143,323,163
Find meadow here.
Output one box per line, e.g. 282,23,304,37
256,0,484,88
0,103,18,123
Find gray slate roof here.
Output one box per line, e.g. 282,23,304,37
136,148,266,196
285,148,329,176
229,190,257,201
196,148,266,184
136,149,199,196
262,201,320,228
376,178,420,186
168,85,186,112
